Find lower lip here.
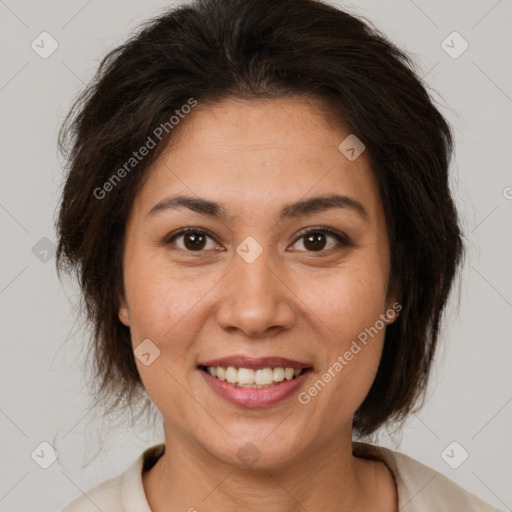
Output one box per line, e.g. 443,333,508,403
199,369,310,408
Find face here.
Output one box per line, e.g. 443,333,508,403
119,96,398,468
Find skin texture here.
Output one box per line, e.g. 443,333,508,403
118,97,399,511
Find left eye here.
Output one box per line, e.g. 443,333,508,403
290,228,349,252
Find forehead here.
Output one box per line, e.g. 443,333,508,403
132,97,382,222
166,96,352,160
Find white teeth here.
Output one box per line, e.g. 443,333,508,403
284,368,295,380
225,366,238,384
237,368,255,385
255,368,274,385
204,365,305,387
273,367,285,382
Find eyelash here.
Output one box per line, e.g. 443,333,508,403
164,226,352,254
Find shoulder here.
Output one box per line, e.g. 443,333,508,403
60,473,123,512
352,441,504,512
60,444,165,512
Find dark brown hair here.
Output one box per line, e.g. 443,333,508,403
55,0,464,436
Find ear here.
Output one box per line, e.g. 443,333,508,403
385,278,402,325
385,298,402,325
118,293,131,327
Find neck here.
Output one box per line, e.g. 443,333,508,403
143,426,389,512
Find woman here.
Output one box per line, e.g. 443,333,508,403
56,0,503,510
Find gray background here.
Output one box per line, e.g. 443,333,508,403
0,0,511,511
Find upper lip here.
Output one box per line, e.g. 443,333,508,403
198,355,312,370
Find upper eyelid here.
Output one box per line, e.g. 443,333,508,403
293,226,346,241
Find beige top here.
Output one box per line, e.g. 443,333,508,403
61,442,504,511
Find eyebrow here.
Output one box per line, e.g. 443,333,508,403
146,193,368,221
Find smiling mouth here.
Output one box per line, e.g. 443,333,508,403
198,365,312,388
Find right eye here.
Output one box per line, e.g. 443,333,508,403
165,227,223,252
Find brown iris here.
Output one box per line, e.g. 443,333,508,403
303,232,327,251
184,232,207,250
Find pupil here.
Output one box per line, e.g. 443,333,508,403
305,232,325,251
185,233,206,250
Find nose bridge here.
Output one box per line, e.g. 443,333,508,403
215,241,296,335
234,245,275,297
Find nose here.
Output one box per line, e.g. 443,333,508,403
215,248,297,338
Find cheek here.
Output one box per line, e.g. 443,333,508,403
122,255,220,410
124,257,205,416
298,291,387,430
293,260,388,413
296,260,388,342
123,254,208,342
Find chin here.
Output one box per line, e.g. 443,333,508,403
196,420,310,470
